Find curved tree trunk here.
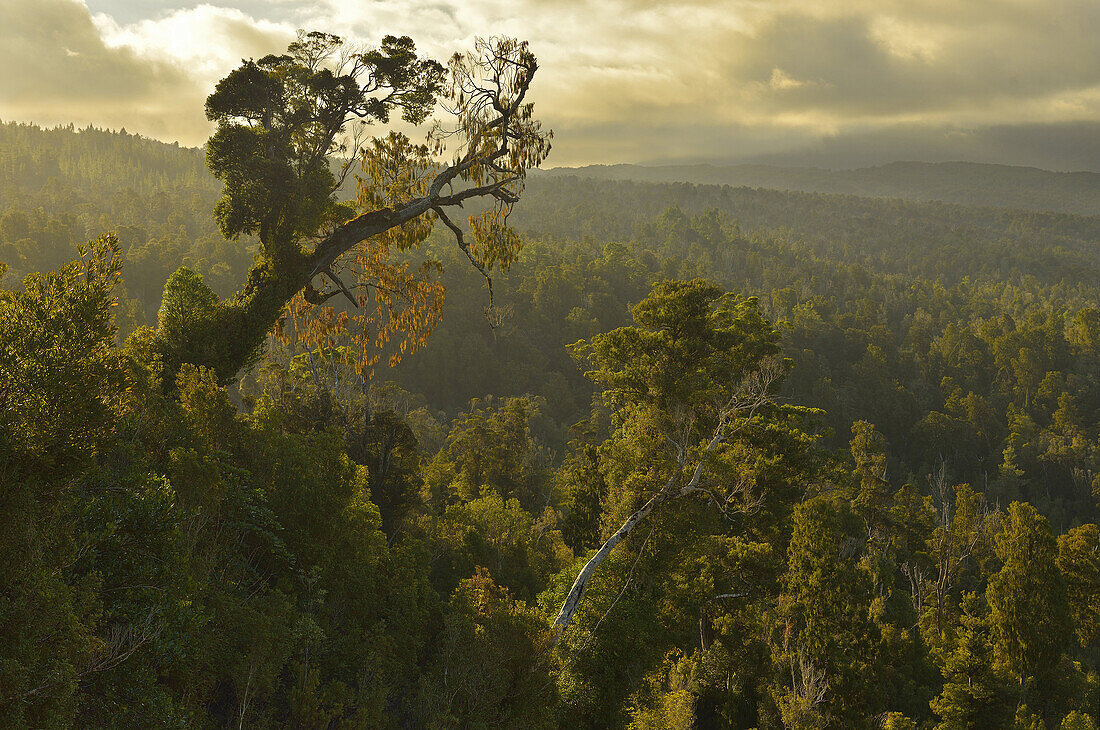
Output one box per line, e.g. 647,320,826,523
161,177,505,383
158,206,426,382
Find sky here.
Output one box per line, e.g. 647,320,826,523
3,0,1100,170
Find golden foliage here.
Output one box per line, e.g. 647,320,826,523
277,132,446,384
467,209,522,271
356,132,437,252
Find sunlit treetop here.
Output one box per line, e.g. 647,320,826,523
204,31,445,249
160,30,550,382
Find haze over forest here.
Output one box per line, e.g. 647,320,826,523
2,1,1100,729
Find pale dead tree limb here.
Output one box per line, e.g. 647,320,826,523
11,614,161,707
711,592,752,600
552,362,782,634
902,561,925,619
72,618,160,693
552,472,682,633
578,524,656,651
791,652,829,712
237,661,256,730
927,464,990,638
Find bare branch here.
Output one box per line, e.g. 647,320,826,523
322,267,360,309
553,359,781,633
579,524,656,651
433,205,496,316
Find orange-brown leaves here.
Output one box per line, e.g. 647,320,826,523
280,250,443,385
275,132,447,385
357,131,436,251
467,209,522,272
272,37,552,382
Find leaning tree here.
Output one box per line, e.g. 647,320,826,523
551,280,812,632
153,31,551,382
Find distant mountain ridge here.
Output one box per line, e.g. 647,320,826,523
9,120,1100,216
542,161,1100,216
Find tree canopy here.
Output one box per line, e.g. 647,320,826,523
3,92,1100,726
154,31,551,383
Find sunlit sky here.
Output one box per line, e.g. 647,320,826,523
4,0,1100,169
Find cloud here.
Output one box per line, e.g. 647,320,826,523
0,0,209,140
526,0,1100,165
8,0,1100,168
296,0,1100,165
92,5,296,88
722,3,1100,121
0,0,297,144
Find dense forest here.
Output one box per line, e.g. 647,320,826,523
545,161,1100,216
2,114,1099,730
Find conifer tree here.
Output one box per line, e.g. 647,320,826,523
987,502,1072,711
929,592,1016,729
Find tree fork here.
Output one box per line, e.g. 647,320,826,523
156,167,520,382
155,201,431,382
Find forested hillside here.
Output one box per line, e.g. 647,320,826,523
0,121,254,311
546,161,1100,216
2,121,1098,728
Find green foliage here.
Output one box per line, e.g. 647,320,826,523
540,160,1100,215
849,420,891,529
540,545,671,728
987,502,1073,708
775,497,879,728
882,713,918,730
421,493,571,602
6,123,1100,727
626,651,696,730
156,266,231,377
1062,711,1100,730
929,592,1017,729
424,396,552,512
546,278,829,728
0,121,254,310
0,233,124,727
575,278,779,414
362,409,425,536
205,32,442,248
415,567,558,728
558,441,608,552
1057,524,1100,649
2,241,441,725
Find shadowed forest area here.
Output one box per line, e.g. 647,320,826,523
2,112,1099,729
